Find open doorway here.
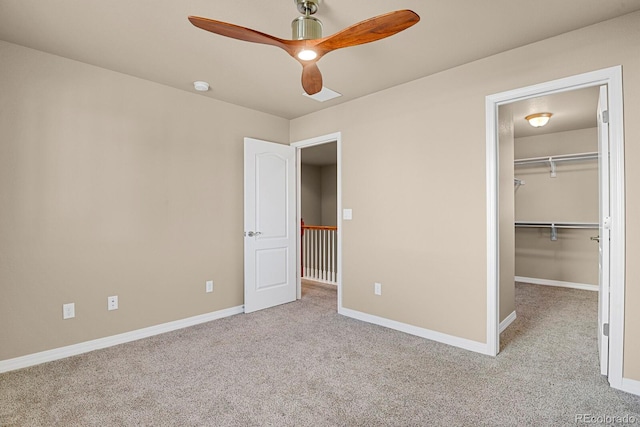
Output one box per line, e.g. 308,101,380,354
486,66,625,390
497,87,602,368
292,133,342,311
300,142,338,286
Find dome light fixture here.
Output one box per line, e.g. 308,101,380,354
525,112,552,128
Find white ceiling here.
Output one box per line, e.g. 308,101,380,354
1,1,639,120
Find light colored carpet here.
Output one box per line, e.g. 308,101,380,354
1,282,639,426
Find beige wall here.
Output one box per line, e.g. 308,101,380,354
290,12,640,380
515,127,598,158
515,128,599,284
301,163,337,227
499,106,515,323
515,229,599,284
301,164,322,225
0,41,289,360
321,164,337,227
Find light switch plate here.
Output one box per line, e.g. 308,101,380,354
63,303,75,319
206,280,214,293
343,209,353,220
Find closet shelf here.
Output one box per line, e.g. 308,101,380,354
515,221,599,241
514,151,598,177
515,221,599,229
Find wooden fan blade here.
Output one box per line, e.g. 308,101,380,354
301,62,323,95
316,10,419,52
188,16,298,55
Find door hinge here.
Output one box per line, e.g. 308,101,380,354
603,110,609,124
603,323,609,337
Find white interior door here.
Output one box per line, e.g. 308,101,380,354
244,137,296,313
597,85,611,376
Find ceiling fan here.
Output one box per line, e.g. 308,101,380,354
188,0,420,95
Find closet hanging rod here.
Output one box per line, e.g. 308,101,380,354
514,151,598,166
515,221,599,229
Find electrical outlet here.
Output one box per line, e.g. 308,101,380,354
374,282,382,296
63,303,75,319
206,280,214,293
108,295,118,311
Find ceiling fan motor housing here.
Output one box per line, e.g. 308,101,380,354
292,0,322,40
292,15,322,40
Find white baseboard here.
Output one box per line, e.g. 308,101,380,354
617,378,640,397
338,307,489,355
500,310,517,333
515,276,598,292
0,305,244,374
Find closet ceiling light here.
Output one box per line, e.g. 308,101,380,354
525,112,552,128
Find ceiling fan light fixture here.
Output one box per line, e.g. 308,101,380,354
525,112,552,127
297,49,317,61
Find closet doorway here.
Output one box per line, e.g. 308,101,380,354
504,87,603,361
510,86,601,295
485,67,625,390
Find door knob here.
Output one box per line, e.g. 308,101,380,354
246,231,262,237
590,235,600,242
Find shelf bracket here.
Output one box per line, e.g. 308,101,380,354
547,157,557,178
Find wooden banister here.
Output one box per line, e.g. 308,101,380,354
302,225,338,231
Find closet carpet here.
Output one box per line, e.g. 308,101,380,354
1,282,639,426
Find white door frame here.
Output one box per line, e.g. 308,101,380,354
485,66,625,389
597,85,611,376
291,132,342,311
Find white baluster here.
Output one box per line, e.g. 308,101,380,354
308,229,312,279
320,229,323,281
318,229,322,281
330,229,335,283
304,230,309,279
313,229,318,279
